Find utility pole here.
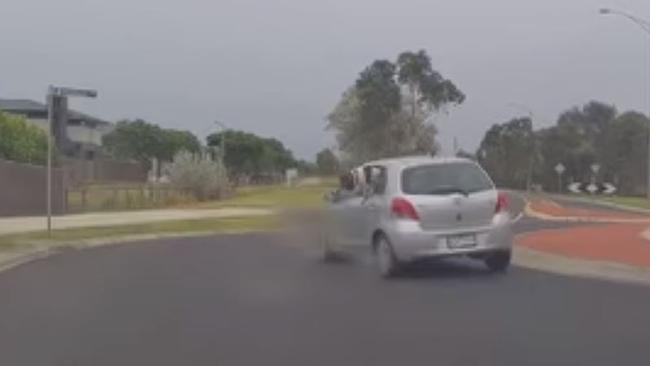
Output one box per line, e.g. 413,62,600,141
214,120,228,164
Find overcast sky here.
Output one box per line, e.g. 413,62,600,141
2,0,650,159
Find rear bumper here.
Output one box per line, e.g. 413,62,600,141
384,213,513,262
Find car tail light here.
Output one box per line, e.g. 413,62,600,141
391,197,419,220
495,191,508,213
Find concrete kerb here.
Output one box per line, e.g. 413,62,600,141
523,198,650,224
513,246,650,287
548,193,650,215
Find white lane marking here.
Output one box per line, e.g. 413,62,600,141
512,212,524,223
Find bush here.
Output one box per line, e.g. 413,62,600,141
166,151,229,200
0,112,48,165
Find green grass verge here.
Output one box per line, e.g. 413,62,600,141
199,182,336,210
0,215,280,251
585,195,650,210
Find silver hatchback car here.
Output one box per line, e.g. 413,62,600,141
322,156,513,277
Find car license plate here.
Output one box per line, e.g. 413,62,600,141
447,234,477,249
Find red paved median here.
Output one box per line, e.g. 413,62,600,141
520,197,650,269
517,223,650,269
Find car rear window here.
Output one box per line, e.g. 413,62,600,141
401,162,494,195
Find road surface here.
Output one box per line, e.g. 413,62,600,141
0,230,649,365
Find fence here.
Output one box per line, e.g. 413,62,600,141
0,159,66,217
65,184,195,213
63,158,147,185
1,158,150,217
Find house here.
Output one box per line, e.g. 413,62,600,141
0,98,113,160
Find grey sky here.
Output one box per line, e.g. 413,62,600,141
2,0,650,159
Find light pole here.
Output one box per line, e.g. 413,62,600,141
46,86,97,235
507,103,535,192
214,120,228,163
599,8,650,198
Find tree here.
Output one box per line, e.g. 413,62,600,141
327,50,464,165
478,100,649,194
102,119,200,170
206,130,297,183
397,50,465,116
477,117,535,189
534,101,617,191
295,160,317,175
0,111,48,165
601,111,649,195
161,129,201,161
316,148,340,175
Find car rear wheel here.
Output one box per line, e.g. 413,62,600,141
375,235,399,278
485,250,511,272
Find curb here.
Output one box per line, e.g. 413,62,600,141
524,199,650,224
548,194,650,215
513,246,650,287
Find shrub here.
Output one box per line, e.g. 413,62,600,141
0,112,48,165
166,151,229,200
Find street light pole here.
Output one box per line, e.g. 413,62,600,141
46,86,54,234
45,86,97,236
214,120,228,163
600,8,650,198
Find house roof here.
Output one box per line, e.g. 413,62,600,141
0,98,111,127
0,99,44,112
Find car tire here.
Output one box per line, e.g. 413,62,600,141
485,250,511,272
375,234,399,278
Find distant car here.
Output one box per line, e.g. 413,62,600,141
322,156,513,277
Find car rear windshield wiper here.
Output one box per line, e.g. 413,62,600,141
426,186,469,196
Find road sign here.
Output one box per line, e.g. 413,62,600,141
555,163,565,175
586,183,598,194
603,182,617,194
286,168,298,187
591,163,601,174
51,86,98,98
567,182,617,195
568,182,581,194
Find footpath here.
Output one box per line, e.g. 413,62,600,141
0,208,274,236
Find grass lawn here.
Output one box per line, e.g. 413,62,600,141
199,181,336,210
0,215,279,252
588,195,650,210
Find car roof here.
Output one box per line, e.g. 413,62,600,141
363,155,474,169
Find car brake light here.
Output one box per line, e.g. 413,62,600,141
391,197,419,220
495,191,508,213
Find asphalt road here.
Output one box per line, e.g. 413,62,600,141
1,231,649,366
